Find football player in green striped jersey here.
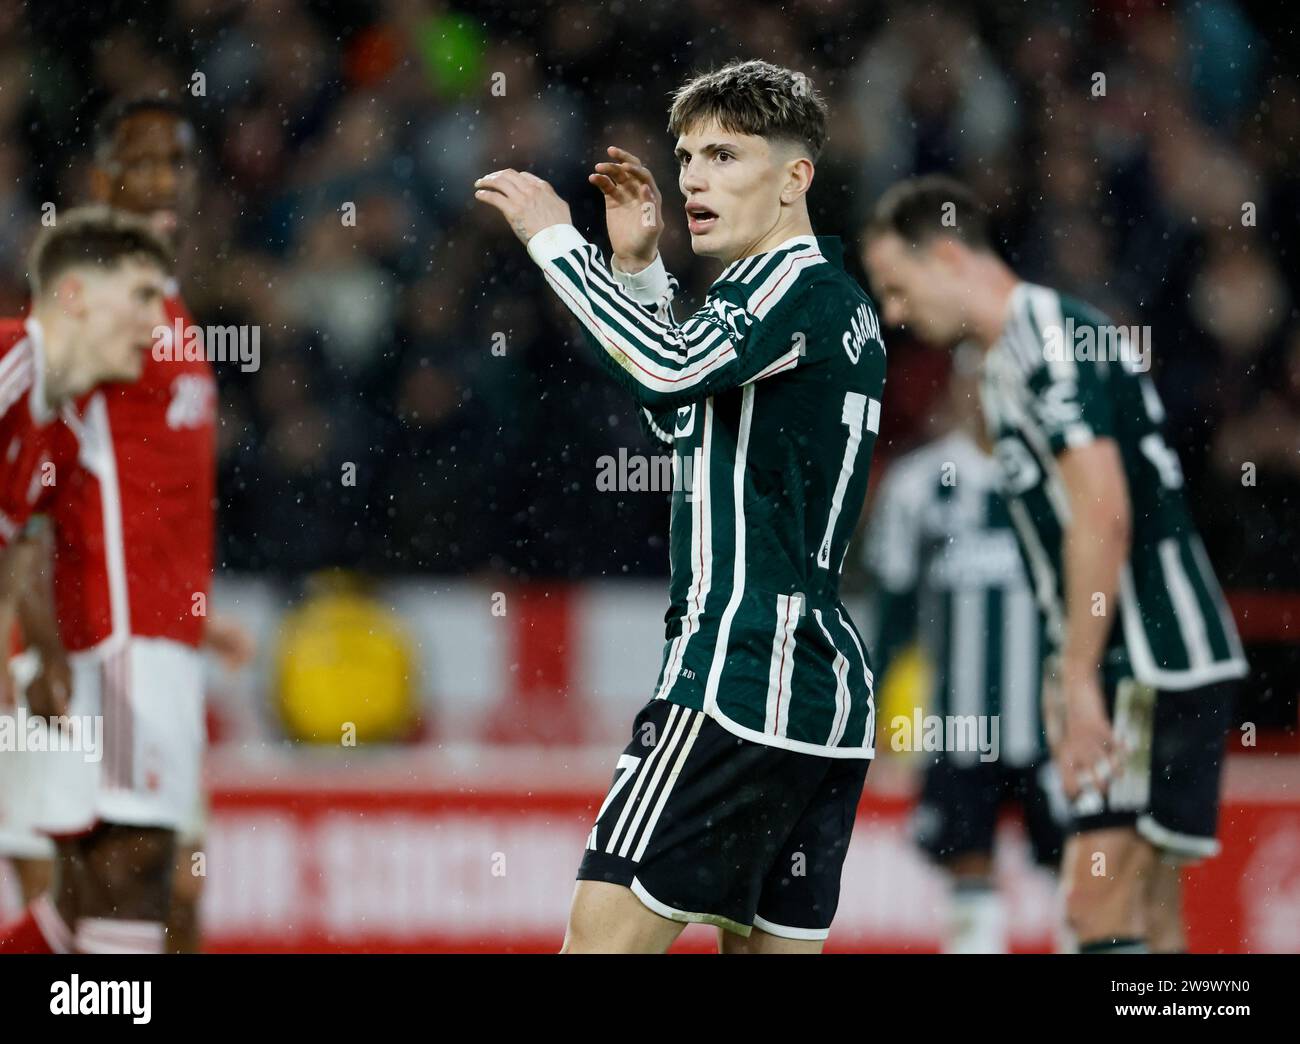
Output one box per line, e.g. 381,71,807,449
476,60,886,953
863,349,1066,952
863,175,1246,954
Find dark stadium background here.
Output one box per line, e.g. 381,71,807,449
0,0,1296,952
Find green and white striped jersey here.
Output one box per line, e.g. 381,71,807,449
528,226,887,757
980,282,1248,691
863,430,1046,767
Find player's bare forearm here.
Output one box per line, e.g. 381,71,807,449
1058,440,1131,685
1046,440,1130,795
0,536,38,617
10,524,71,719
0,538,39,710
15,524,64,660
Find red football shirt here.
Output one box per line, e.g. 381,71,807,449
47,294,217,651
0,317,64,551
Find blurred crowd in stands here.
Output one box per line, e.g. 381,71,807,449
0,0,1295,591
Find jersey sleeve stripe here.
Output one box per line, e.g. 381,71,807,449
542,263,740,390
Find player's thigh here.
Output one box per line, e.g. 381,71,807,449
718,924,824,954
562,879,686,954
13,857,53,903
77,823,177,919
171,842,204,905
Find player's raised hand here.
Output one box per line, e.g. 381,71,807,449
473,170,573,245
589,146,664,273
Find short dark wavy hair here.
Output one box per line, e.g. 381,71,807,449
28,204,172,297
866,175,993,250
668,59,829,161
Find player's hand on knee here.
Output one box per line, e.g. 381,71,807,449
473,169,573,245
589,146,664,272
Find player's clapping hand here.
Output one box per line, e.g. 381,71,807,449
589,146,664,273
473,170,573,245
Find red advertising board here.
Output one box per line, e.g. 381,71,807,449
191,752,1300,953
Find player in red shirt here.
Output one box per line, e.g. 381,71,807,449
0,207,170,660
0,97,251,955
0,208,170,953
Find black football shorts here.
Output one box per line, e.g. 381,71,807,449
912,755,1066,869
1067,672,1235,862
577,697,870,940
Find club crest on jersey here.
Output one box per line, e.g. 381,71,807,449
994,437,1041,494
673,404,696,438
166,374,216,430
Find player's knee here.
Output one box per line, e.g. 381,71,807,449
1143,862,1186,952
1062,849,1146,943
1062,880,1104,940
1145,897,1185,953
171,847,204,904
82,827,175,910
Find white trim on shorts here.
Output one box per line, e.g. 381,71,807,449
751,913,830,941
1137,813,1221,863
629,877,753,938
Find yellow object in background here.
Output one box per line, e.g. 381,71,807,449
275,571,417,744
877,644,932,756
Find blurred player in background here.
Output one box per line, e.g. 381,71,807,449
861,342,1064,953
863,176,1248,953
0,96,253,955
0,207,170,950
476,60,886,953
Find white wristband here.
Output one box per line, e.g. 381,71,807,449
611,253,672,307
526,223,589,264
